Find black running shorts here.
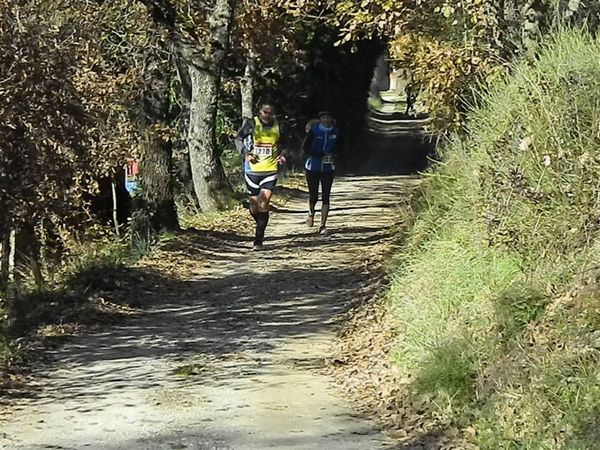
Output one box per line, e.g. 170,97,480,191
245,172,278,197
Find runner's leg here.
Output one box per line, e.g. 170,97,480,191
320,172,334,232
257,187,273,212
249,196,259,222
305,170,320,226
245,173,264,247
254,188,273,247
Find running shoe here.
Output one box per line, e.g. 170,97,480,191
306,214,314,227
252,239,263,251
319,226,329,235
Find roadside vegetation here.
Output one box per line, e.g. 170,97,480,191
387,29,600,448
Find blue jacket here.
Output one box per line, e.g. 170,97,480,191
303,123,341,173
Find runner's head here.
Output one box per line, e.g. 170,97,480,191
318,111,334,128
258,102,276,125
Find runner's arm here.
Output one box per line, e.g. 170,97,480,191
234,119,255,154
276,122,287,158
302,128,322,158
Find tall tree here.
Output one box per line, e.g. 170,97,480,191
179,0,237,211
140,0,236,212
136,2,180,232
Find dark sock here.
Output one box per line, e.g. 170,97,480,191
254,212,269,245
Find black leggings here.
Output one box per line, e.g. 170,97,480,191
306,171,335,206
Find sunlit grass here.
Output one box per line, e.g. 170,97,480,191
388,28,600,448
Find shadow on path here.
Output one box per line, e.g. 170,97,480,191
0,174,418,450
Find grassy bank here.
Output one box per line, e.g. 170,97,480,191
388,29,600,448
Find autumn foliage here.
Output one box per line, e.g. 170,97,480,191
1,0,598,304
281,0,599,129
0,1,149,298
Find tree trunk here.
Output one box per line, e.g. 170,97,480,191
9,223,44,289
240,53,256,120
179,0,236,212
0,231,9,300
135,12,180,233
111,176,121,238
522,0,548,53
4,229,16,315
137,135,180,232
186,59,235,211
174,56,199,206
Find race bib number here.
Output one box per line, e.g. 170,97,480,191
254,145,273,157
322,154,334,164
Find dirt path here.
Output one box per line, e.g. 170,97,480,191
0,175,419,450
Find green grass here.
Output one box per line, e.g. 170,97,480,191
367,95,384,111
387,28,600,448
